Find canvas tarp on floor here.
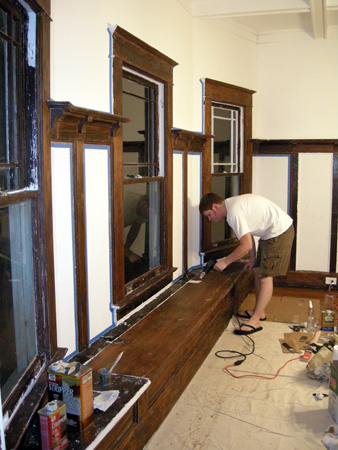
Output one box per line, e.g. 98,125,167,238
145,320,335,450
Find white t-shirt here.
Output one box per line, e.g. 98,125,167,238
124,191,148,227
224,194,293,241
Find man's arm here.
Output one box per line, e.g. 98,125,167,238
125,221,142,262
214,232,252,272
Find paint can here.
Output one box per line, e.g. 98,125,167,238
98,368,112,387
47,361,94,430
321,310,335,331
38,400,68,450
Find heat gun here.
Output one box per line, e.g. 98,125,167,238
199,259,216,279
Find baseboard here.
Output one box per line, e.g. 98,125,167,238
274,270,338,291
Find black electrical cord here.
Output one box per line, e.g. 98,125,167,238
214,266,255,366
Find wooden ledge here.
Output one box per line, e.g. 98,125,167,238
19,261,253,450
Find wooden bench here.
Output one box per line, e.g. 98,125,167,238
19,261,253,449
87,261,253,449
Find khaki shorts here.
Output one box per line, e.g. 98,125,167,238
255,225,294,277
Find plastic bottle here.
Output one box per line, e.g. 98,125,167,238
306,300,315,332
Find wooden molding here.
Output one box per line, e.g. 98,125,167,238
48,100,129,141
171,128,212,152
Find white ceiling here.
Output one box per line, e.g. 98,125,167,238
177,0,338,41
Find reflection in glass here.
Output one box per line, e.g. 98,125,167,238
124,182,160,284
122,75,157,178
0,200,37,403
211,176,240,244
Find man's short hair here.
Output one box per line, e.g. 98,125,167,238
199,192,224,214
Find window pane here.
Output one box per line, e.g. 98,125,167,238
213,107,231,119
0,3,23,186
0,200,37,403
123,75,157,177
213,117,231,173
124,182,161,284
0,7,8,34
211,176,241,243
212,106,239,174
0,167,21,190
0,37,9,163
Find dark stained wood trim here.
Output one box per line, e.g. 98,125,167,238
171,128,212,151
164,82,173,272
331,151,338,272
72,140,89,351
112,26,178,83
30,0,51,16
38,1,56,357
204,78,255,105
289,153,298,271
48,101,129,140
275,270,338,290
252,139,338,154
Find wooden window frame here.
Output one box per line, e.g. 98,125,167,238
1,1,59,448
202,78,255,257
111,26,177,317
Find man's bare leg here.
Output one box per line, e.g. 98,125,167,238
237,270,273,331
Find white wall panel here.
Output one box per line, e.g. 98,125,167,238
84,147,113,340
51,144,76,356
252,155,290,213
296,153,333,271
173,152,183,279
187,153,202,269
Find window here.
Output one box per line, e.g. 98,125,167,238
0,0,24,190
210,103,243,243
202,78,255,254
122,72,159,178
212,104,240,175
0,0,39,404
1,1,53,447
122,71,163,285
0,200,37,402
110,26,177,317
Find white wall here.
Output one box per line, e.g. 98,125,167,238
51,0,195,128
192,19,258,132
256,35,338,139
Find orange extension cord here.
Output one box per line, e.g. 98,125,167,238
224,355,302,379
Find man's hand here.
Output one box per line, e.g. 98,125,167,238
244,259,255,271
125,248,141,263
214,258,228,272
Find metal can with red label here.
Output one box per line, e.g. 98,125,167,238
38,400,68,450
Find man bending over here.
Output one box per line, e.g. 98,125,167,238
199,193,294,336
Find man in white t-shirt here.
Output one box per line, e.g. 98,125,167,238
199,193,294,336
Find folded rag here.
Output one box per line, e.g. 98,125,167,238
93,390,119,412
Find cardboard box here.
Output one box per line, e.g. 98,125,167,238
47,361,94,430
329,360,338,422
